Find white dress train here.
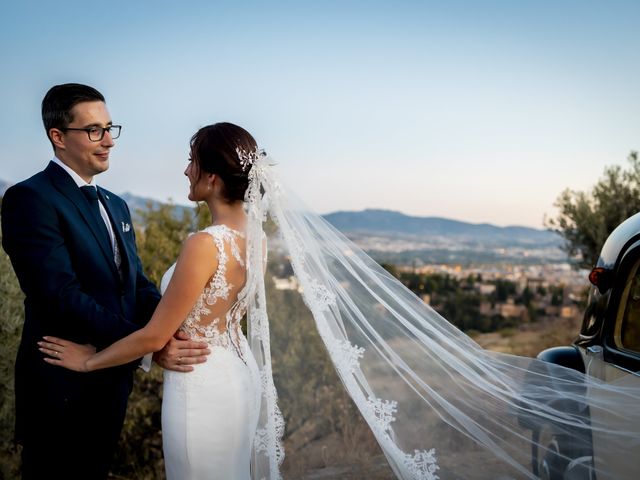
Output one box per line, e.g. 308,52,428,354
160,225,261,480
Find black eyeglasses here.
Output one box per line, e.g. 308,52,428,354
61,125,122,142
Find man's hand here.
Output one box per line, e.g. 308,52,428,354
153,331,210,372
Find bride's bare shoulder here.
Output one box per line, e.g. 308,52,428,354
177,232,219,264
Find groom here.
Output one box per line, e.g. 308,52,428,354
1,83,208,479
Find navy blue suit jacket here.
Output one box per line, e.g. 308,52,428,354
1,161,161,443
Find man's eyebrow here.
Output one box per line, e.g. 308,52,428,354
81,121,113,128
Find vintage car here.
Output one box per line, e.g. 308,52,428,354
527,212,640,479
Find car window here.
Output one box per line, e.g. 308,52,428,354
615,260,640,354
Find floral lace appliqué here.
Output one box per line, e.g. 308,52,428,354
366,396,398,435
307,278,337,310
177,225,248,360
403,449,440,480
328,339,365,375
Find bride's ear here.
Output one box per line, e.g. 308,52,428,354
207,173,221,193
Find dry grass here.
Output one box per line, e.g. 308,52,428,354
285,315,584,478
473,315,582,357
282,397,395,479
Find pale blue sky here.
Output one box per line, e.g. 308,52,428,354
1,0,638,228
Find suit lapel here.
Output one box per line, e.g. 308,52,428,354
45,162,120,280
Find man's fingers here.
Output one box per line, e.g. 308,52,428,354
171,338,209,350
180,342,210,351
180,348,210,358
177,355,208,365
173,330,191,340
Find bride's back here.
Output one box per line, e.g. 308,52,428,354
200,225,247,321
162,224,249,359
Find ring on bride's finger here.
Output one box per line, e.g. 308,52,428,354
177,357,182,364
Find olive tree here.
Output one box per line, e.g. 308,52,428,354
546,151,640,269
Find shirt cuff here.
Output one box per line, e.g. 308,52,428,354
139,353,153,372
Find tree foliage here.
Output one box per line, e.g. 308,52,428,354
135,202,198,285
0,229,23,479
546,151,640,269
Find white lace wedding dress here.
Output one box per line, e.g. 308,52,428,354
160,225,261,480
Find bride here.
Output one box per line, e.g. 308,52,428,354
41,122,640,479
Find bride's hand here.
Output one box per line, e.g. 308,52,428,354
38,336,96,372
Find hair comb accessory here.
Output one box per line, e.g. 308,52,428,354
236,146,267,172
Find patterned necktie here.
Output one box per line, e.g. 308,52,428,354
80,185,110,242
80,186,123,278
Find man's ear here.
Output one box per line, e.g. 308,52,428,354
49,129,65,150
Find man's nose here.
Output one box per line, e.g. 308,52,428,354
101,130,115,147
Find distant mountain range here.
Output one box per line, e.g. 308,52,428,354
119,192,171,213
324,209,560,246
323,209,564,264
0,179,564,263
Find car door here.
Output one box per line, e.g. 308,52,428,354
581,249,640,479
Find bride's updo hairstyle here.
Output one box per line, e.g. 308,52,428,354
190,122,258,203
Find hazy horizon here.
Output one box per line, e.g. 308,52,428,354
1,1,638,228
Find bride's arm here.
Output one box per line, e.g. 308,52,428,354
40,233,217,372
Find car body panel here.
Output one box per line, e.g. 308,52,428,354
529,212,640,479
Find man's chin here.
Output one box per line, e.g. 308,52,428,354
92,160,109,173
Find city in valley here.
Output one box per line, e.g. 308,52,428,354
271,226,588,357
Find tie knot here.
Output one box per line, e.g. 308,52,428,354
80,185,99,203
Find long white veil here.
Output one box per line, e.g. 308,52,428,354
242,151,640,480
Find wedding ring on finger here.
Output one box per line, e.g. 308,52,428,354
177,357,182,365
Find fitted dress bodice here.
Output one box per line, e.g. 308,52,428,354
161,224,250,362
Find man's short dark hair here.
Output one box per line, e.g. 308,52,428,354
42,83,105,147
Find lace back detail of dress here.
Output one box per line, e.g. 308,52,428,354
180,225,249,361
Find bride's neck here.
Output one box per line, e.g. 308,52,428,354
206,199,246,231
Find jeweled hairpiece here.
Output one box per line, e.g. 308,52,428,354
236,147,267,172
